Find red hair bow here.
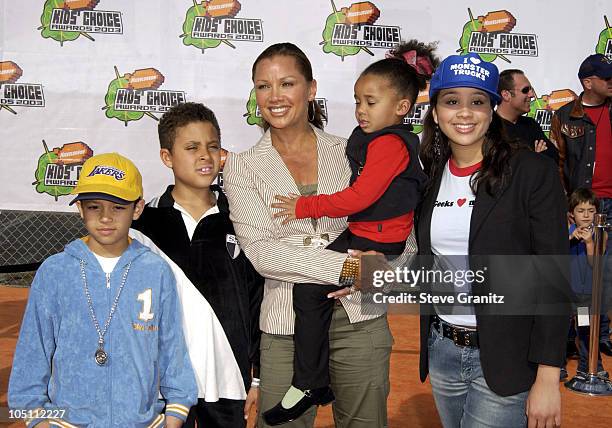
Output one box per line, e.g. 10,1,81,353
386,49,434,76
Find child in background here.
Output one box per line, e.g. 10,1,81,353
567,188,609,378
131,102,263,428
268,40,439,425
9,153,197,428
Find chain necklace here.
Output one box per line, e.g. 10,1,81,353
80,260,131,366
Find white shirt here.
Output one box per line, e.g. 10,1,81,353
93,253,120,274
173,192,220,241
430,159,478,328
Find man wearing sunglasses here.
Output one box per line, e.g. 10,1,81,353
551,53,612,358
496,69,558,162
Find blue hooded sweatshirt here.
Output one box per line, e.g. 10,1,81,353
9,238,197,427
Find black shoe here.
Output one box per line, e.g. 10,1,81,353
263,386,335,426
566,341,579,359
560,368,568,381
600,341,612,357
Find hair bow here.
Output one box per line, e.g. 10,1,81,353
386,49,434,77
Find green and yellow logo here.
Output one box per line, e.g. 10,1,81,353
1,61,45,115
596,16,612,59
527,89,577,137
33,140,94,200
457,8,538,63
321,0,401,61
39,0,123,46
180,0,263,54
102,66,186,126
244,88,328,127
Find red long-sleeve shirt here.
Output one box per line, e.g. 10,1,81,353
586,105,612,198
295,134,413,243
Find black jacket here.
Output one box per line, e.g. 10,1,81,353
417,149,571,396
132,185,264,390
550,94,612,193
500,115,559,164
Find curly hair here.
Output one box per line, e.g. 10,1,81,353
158,102,220,151
360,39,440,107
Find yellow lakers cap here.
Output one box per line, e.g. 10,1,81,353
70,152,143,205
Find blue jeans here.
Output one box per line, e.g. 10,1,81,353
427,326,528,428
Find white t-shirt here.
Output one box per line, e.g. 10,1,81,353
93,253,120,274
430,159,479,328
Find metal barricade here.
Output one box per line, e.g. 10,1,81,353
565,213,612,396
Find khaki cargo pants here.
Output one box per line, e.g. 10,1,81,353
257,305,393,428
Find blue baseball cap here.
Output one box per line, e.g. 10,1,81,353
578,54,612,80
429,53,500,105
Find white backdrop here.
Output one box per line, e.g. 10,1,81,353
1,0,610,211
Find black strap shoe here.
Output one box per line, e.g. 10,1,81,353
263,386,335,426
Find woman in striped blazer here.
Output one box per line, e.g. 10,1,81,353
224,43,398,428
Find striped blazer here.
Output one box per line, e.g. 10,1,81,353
224,125,388,334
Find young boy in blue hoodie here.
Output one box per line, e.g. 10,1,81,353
9,153,197,428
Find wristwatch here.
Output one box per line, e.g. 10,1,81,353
339,256,360,287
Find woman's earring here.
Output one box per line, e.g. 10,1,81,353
433,125,442,159
308,100,315,122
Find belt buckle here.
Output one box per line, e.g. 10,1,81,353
452,328,471,347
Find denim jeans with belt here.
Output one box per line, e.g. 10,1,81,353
427,325,528,428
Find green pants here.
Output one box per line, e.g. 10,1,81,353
258,305,393,428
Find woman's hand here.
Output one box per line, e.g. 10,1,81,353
243,386,259,421
272,194,301,224
526,365,561,428
327,249,385,299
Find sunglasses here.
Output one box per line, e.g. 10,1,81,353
512,85,533,95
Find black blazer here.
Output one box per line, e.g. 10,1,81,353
417,149,571,396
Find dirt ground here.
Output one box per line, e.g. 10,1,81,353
1,285,611,427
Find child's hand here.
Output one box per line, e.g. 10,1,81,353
579,225,594,243
573,226,594,243
243,386,259,420
569,227,582,241
272,194,300,225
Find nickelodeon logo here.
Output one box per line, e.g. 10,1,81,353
458,8,538,62
321,1,401,60
103,66,186,126
39,0,123,45
529,89,577,133
33,140,94,200
181,0,264,53
0,61,45,114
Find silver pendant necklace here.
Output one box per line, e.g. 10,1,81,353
80,260,131,366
